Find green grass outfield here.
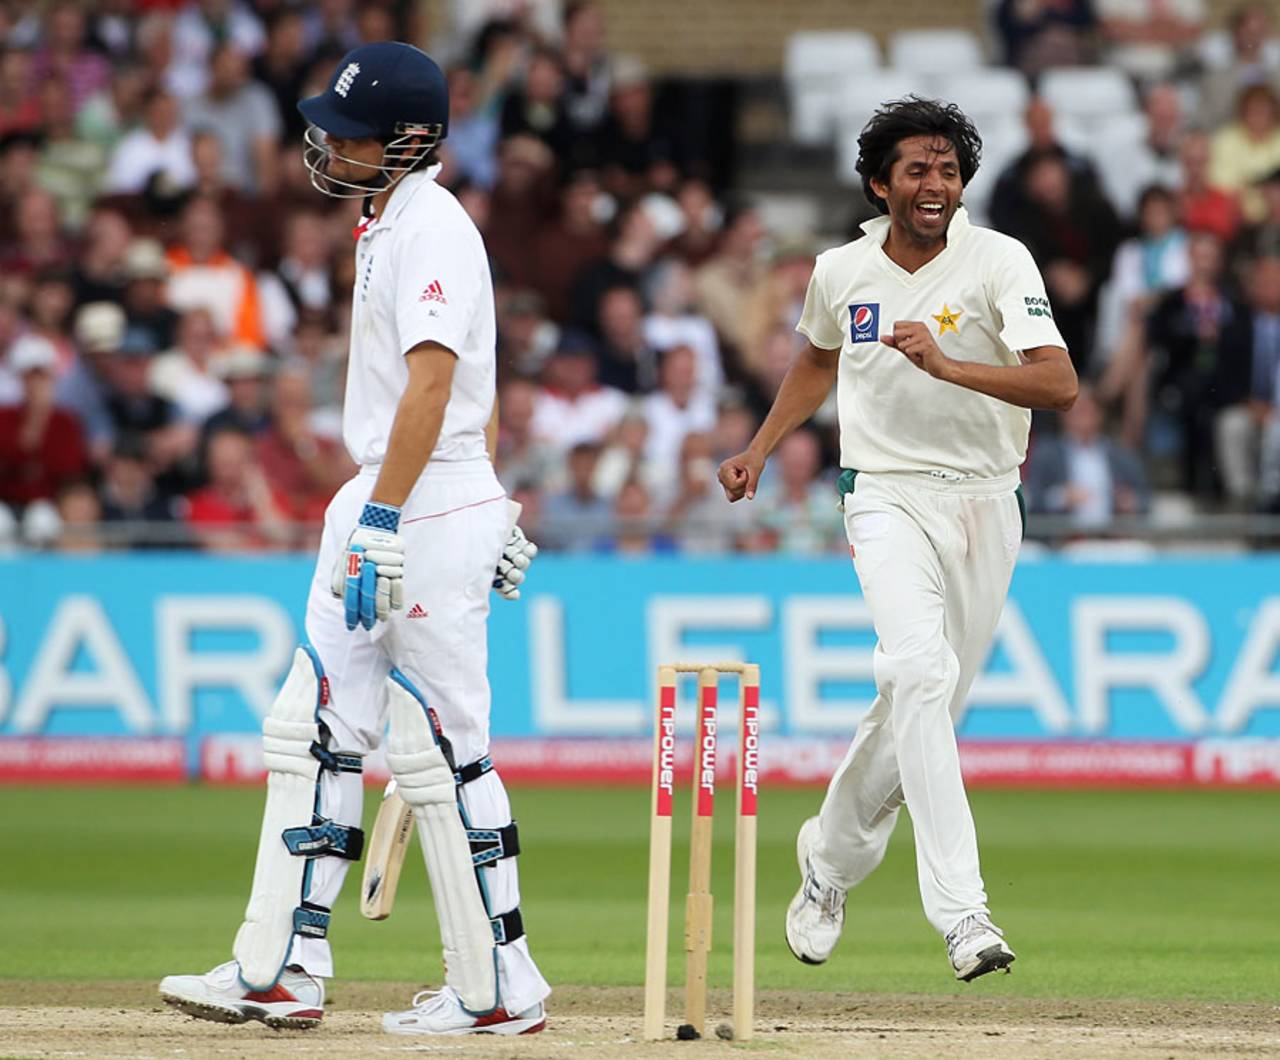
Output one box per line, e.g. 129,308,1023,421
2,785,1277,1002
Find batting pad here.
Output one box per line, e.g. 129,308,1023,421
234,646,363,991
385,670,499,1015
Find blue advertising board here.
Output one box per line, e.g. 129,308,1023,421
2,553,1280,758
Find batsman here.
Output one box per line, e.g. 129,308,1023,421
160,42,549,1036
719,98,1076,982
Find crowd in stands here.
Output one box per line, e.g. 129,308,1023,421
2,0,1280,554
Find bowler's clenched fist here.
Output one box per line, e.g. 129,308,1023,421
882,320,952,379
717,448,765,502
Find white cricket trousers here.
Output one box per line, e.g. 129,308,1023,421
285,458,550,1014
814,469,1023,937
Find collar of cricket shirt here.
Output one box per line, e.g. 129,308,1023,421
368,163,443,232
862,205,971,286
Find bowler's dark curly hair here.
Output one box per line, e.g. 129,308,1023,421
855,97,983,215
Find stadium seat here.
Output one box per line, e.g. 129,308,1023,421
934,68,1030,129
834,73,928,184
784,30,880,145
888,29,986,74
1039,67,1137,122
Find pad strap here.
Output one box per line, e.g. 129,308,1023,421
283,818,366,860
456,755,492,785
490,906,524,945
292,900,331,940
467,821,520,867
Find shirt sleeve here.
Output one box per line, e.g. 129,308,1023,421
795,253,845,350
393,221,486,359
988,237,1068,354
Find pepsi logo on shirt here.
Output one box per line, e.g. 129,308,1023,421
849,303,879,343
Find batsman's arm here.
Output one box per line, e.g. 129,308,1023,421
370,341,457,506
718,342,839,501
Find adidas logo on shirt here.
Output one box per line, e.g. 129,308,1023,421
406,603,429,619
418,280,447,304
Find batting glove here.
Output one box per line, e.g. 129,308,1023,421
493,500,538,601
330,501,405,630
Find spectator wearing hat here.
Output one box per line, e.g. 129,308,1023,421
101,326,189,476
184,43,283,197
59,300,128,459
165,196,267,349
531,332,628,453
203,345,273,439
597,55,681,200
105,88,197,196
185,423,288,553
0,335,87,509
121,238,179,351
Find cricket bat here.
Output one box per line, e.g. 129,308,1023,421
360,500,526,920
361,782,414,920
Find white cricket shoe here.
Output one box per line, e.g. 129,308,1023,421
785,816,846,965
946,914,1016,981
382,986,547,1036
159,960,324,1029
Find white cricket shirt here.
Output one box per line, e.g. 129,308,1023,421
797,207,1066,479
344,166,495,467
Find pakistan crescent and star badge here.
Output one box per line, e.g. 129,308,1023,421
932,303,963,335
